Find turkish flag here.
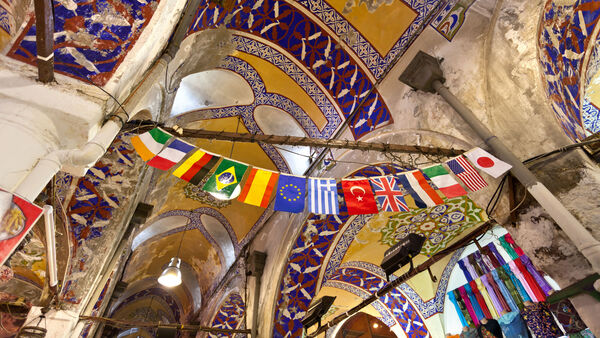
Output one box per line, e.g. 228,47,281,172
342,179,379,215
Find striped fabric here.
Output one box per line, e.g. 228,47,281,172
446,156,488,191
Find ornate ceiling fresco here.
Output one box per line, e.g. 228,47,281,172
3,0,567,336
538,0,600,140
272,164,488,337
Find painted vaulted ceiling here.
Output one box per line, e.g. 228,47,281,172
2,0,600,337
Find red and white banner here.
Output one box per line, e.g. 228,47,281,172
0,188,44,266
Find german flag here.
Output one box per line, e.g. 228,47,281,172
172,149,221,185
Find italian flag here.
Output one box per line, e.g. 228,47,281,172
131,128,173,162
422,164,467,199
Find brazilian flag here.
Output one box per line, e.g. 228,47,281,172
202,159,248,199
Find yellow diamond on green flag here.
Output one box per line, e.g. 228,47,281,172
216,166,237,191
202,159,248,199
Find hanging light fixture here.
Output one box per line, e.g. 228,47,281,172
158,225,187,287
158,257,182,287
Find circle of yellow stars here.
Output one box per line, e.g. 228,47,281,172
279,184,301,201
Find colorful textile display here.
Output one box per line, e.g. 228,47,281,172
498,311,529,338
496,266,524,310
458,259,474,282
509,260,539,302
548,299,587,334
459,326,479,338
491,270,519,312
453,289,474,327
521,302,562,337
504,233,525,256
514,259,546,301
501,264,531,303
449,290,469,327
462,284,485,324
499,236,519,260
488,242,507,266
481,274,506,316
475,278,498,318
520,255,553,296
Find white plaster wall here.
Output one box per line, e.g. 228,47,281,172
0,64,104,192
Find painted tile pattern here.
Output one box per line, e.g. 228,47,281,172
538,0,600,140
431,0,474,41
209,292,245,338
60,134,143,305
323,279,397,328
272,164,404,337
0,2,11,34
295,0,452,78
327,267,429,337
111,287,181,322
187,0,393,139
8,0,160,85
175,55,320,173
333,247,464,319
380,196,487,256
583,98,600,133
232,35,342,138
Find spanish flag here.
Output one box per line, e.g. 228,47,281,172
173,149,221,185
238,168,279,208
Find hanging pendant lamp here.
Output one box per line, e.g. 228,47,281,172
158,257,182,287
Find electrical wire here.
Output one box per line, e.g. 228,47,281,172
71,69,131,121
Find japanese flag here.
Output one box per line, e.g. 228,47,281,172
465,147,512,178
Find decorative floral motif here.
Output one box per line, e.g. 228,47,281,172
538,0,600,140
209,292,245,338
380,196,487,255
8,0,160,85
188,0,393,139
0,265,13,283
328,267,429,338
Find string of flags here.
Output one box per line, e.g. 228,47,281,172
131,128,512,215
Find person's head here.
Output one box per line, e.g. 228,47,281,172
480,318,488,324
462,326,470,332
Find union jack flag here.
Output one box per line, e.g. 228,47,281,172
369,176,409,212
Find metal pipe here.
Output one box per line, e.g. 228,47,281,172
43,205,58,287
432,80,600,273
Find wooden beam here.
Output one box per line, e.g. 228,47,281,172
132,124,465,157
34,0,54,83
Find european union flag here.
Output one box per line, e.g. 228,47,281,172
274,174,306,213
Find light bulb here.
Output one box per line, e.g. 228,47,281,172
372,323,379,329
158,257,182,287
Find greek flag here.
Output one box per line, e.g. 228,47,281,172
308,178,339,215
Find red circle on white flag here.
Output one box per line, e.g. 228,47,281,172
477,157,495,168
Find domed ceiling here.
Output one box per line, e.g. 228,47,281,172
0,0,516,336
